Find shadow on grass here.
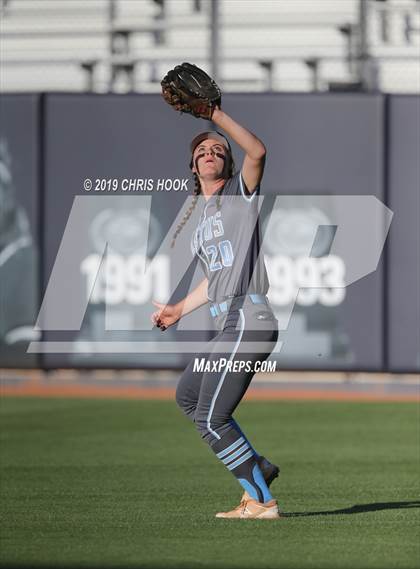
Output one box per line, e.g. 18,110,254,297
283,500,420,517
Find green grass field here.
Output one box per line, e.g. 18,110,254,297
0,397,419,569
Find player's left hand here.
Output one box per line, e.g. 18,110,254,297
160,62,222,120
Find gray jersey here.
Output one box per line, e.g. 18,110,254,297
191,171,269,302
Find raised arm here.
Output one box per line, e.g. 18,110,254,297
211,108,266,194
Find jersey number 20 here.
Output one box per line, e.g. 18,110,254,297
206,240,234,272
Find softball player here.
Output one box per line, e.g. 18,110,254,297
151,107,280,519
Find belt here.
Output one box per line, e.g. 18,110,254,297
209,294,268,318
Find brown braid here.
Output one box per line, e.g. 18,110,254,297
170,153,235,248
170,174,201,248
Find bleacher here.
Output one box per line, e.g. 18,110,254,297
0,0,419,93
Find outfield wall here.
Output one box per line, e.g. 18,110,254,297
0,93,418,372
0,94,41,369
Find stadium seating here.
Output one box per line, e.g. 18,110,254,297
0,0,419,93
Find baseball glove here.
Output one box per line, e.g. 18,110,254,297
161,62,221,120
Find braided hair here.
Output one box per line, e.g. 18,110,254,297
170,153,235,248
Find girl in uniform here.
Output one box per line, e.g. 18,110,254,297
151,107,280,519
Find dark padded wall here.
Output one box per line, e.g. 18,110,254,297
2,92,417,371
0,95,40,367
387,96,420,372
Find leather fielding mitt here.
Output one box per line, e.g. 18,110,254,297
161,62,221,120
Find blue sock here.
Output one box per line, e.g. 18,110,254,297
212,430,273,503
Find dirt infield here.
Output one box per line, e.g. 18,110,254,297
1,369,419,402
